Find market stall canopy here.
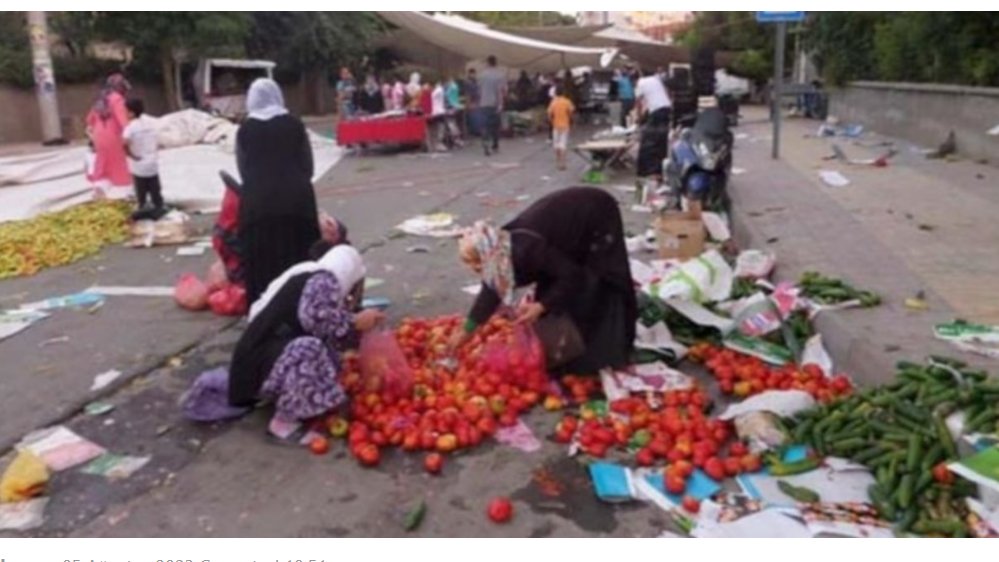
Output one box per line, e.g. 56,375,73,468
377,12,618,73
500,24,736,70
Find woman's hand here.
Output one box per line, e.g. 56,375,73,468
354,309,385,332
514,302,545,325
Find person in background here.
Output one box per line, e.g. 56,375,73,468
381,80,393,110
445,76,465,138
451,187,637,377
356,75,384,115
229,244,385,443
391,76,406,111
236,79,320,305
418,80,433,116
405,72,423,110
86,73,132,195
614,68,636,128
477,56,506,156
335,67,358,120
547,84,575,171
634,68,673,184
464,67,481,136
432,80,463,150
122,98,164,220
515,70,533,110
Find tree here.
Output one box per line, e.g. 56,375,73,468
246,12,385,112
456,12,576,28
92,12,250,109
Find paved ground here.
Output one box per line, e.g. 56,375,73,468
0,106,995,537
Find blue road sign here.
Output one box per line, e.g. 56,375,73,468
756,11,806,23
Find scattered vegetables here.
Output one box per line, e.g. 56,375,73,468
798,271,881,308
487,497,513,523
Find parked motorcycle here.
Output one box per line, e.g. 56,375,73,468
663,107,734,213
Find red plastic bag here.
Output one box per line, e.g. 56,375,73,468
480,323,547,390
174,273,209,311
358,329,414,401
208,284,247,317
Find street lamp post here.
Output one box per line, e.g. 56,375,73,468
26,11,64,145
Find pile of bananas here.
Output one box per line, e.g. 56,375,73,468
0,201,131,280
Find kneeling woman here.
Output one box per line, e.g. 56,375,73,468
228,243,383,440
455,187,638,375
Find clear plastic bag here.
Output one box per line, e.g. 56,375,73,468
480,323,546,390
207,284,247,317
358,329,414,401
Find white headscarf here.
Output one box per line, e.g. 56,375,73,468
246,78,288,121
248,245,366,321
406,72,422,98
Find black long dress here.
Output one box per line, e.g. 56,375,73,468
468,187,638,375
237,114,320,305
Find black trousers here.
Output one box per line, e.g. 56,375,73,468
133,175,164,209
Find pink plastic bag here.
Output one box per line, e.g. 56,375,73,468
208,284,247,317
480,324,546,390
205,260,228,293
358,330,414,401
174,273,209,311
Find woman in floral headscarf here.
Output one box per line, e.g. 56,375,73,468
85,72,132,192
454,187,638,376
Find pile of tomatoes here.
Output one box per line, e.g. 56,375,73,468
688,343,853,403
330,315,553,468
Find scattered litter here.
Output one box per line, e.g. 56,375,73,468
649,250,733,303
515,194,531,202
18,292,105,313
0,451,49,503
935,320,999,359
701,212,731,242
818,170,850,187
540,175,552,182
988,124,999,136
401,181,414,188
361,297,391,310
917,223,935,231
397,213,464,238
0,498,48,531
364,278,384,290
155,424,173,437
801,334,833,376
735,133,749,140
732,167,746,175
631,204,653,213
166,356,183,369
406,245,431,254
733,412,788,452
613,184,638,193
925,131,956,159
84,401,115,416
766,237,779,244
0,310,49,342
495,419,542,453
81,453,150,480
461,284,481,296
489,162,521,169
904,292,929,310
626,362,694,392
799,503,893,538
734,250,776,279
634,322,688,362
17,426,105,471
37,336,69,348
418,190,431,197
475,192,490,198
176,245,207,256
90,369,122,392
719,390,815,421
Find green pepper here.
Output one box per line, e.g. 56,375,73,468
777,480,820,503
403,500,427,531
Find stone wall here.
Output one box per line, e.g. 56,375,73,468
830,81,999,162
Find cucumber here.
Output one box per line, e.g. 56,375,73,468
905,434,923,473
934,416,958,459
769,457,822,476
777,480,821,503
912,518,968,537
898,474,915,509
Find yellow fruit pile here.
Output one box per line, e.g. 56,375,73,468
0,201,131,279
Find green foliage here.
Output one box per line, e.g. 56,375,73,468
247,12,385,80
456,12,576,27
92,12,250,60
731,49,769,83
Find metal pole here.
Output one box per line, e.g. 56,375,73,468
772,21,786,160
26,11,63,144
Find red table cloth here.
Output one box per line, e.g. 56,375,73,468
336,116,427,146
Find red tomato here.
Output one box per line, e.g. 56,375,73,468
309,436,330,455
665,473,687,494
487,497,514,523
704,457,726,481
636,447,656,467
740,454,762,473
681,496,701,514
424,453,444,474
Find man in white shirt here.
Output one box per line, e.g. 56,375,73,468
634,69,673,182
431,81,462,150
122,98,164,218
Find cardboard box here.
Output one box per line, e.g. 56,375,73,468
655,212,706,260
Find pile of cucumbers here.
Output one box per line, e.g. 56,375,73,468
790,356,999,536
798,271,881,308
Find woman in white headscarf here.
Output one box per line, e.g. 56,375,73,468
405,72,422,109
236,78,321,305
229,243,384,442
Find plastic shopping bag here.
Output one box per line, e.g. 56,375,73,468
358,329,414,401
480,323,547,391
174,273,209,311
0,451,49,503
207,284,247,317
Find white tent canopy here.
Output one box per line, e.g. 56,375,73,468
377,12,617,73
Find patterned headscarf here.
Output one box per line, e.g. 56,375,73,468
93,73,131,120
464,220,515,306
